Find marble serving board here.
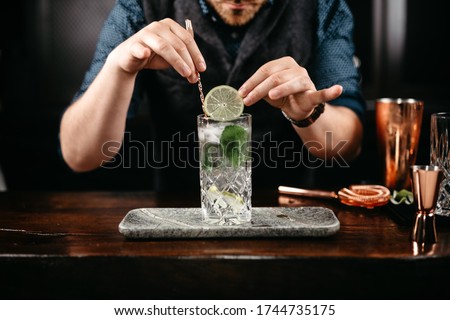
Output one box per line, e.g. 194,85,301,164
119,207,340,239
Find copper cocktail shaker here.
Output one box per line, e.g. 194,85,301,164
375,98,424,190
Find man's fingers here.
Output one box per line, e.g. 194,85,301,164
127,19,206,79
140,32,192,77
266,76,316,101
156,28,198,77
160,19,206,72
242,70,304,106
239,57,294,97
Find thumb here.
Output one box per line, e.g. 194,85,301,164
130,42,151,60
315,85,343,104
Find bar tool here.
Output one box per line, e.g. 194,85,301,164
410,165,444,243
278,184,391,209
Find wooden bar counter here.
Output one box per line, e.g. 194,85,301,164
1,190,450,299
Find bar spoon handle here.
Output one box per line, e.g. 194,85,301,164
278,186,338,199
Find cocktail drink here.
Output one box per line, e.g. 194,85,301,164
197,114,252,225
185,20,251,224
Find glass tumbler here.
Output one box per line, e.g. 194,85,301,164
430,112,450,216
197,113,252,225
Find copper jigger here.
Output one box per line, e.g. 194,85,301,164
410,165,444,244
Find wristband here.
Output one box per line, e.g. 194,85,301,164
281,103,325,128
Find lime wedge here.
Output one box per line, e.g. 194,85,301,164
203,85,244,121
222,191,245,213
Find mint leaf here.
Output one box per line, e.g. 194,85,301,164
220,125,249,167
202,142,222,169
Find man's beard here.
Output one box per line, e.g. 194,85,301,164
206,0,268,26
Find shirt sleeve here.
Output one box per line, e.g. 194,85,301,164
71,0,147,117
308,0,366,122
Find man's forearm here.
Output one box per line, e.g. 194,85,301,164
294,104,363,161
59,58,137,172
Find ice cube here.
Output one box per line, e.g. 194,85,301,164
200,126,223,144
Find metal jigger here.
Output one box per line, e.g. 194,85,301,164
410,165,444,244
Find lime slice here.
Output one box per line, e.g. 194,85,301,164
203,85,244,121
206,185,244,213
222,191,245,213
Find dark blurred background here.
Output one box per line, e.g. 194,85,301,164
1,0,449,191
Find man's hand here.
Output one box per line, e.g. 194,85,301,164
61,18,208,172
109,18,206,83
238,56,342,121
238,56,363,162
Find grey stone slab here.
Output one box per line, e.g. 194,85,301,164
119,207,340,239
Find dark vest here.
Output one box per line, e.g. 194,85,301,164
140,0,318,190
